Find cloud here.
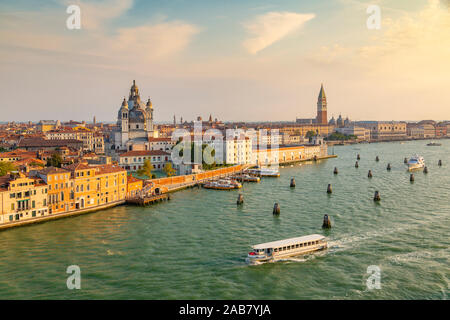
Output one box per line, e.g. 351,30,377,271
109,22,200,60
243,11,315,54
307,44,350,64
0,0,199,65
357,0,450,80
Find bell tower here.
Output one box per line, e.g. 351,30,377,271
316,83,327,125
145,98,154,133
120,97,129,147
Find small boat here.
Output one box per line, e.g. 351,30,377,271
247,167,280,177
426,142,441,146
407,155,425,171
238,174,260,182
202,179,242,190
246,234,327,265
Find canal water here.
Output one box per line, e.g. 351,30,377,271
0,140,448,299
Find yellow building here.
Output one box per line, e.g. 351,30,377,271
254,143,327,166
36,167,72,213
0,172,48,225
126,175,143,198
277,124,331,137
37,120,60,132
95,164,128,205
64,162,127,209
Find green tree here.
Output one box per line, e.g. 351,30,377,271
163,162,176,177
0,162,16,176
137,159,154,178
30,161,45,168
325,132,357,141
305,130,317,138
46,153,63,168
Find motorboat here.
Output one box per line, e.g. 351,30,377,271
407,155,425,171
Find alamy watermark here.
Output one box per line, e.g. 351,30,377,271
66,265,81,289
366,265,381,290
66,5,81,30
170,121,280,169
366,5,381,30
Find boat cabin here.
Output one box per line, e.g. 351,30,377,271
250,234,327,258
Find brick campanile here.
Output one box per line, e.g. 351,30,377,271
316,83,327,125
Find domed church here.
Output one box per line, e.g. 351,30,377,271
111,80,158,151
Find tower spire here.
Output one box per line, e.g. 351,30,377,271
316,83,328,125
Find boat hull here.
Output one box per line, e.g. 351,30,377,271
246,244,327,265
203,185,241,190
408,164,424,171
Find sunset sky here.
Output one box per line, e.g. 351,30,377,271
0,0,449,122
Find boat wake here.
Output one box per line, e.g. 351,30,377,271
386,248,450,265
246,250,327,266
328,226,408,253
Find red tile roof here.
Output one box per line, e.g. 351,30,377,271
127,175,143,183
148,137,173,142
63,162,91,172
37,166,70,175
96,164,126,175
119,150,170,157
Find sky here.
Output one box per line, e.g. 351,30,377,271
0,0,449,123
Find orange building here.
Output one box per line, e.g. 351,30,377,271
36,167,72,213
64,162,127,209
126,175,143,198
95,164,128,205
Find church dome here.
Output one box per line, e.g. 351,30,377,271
329,116,336,125
146,98,152,109
117,97,128,119
120,97,128,108
128,107,147,123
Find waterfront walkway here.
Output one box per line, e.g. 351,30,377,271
0,200,125,231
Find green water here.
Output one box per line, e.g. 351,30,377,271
0,140,449,299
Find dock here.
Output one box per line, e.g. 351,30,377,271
126,193,169,206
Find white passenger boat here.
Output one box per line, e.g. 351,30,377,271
407,155,425,171
247,167,280,177
246,234,327,265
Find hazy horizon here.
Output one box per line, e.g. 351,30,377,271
1,0,449,123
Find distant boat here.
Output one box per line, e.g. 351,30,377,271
247,167,280,177
203,179,242,190
426,142,441,146
234,174,260,183
407,155,425,171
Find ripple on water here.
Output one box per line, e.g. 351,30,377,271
0,140,449,299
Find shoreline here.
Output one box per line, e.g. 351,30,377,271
0,200,125,231
0,156,338,232
327,136,449,146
